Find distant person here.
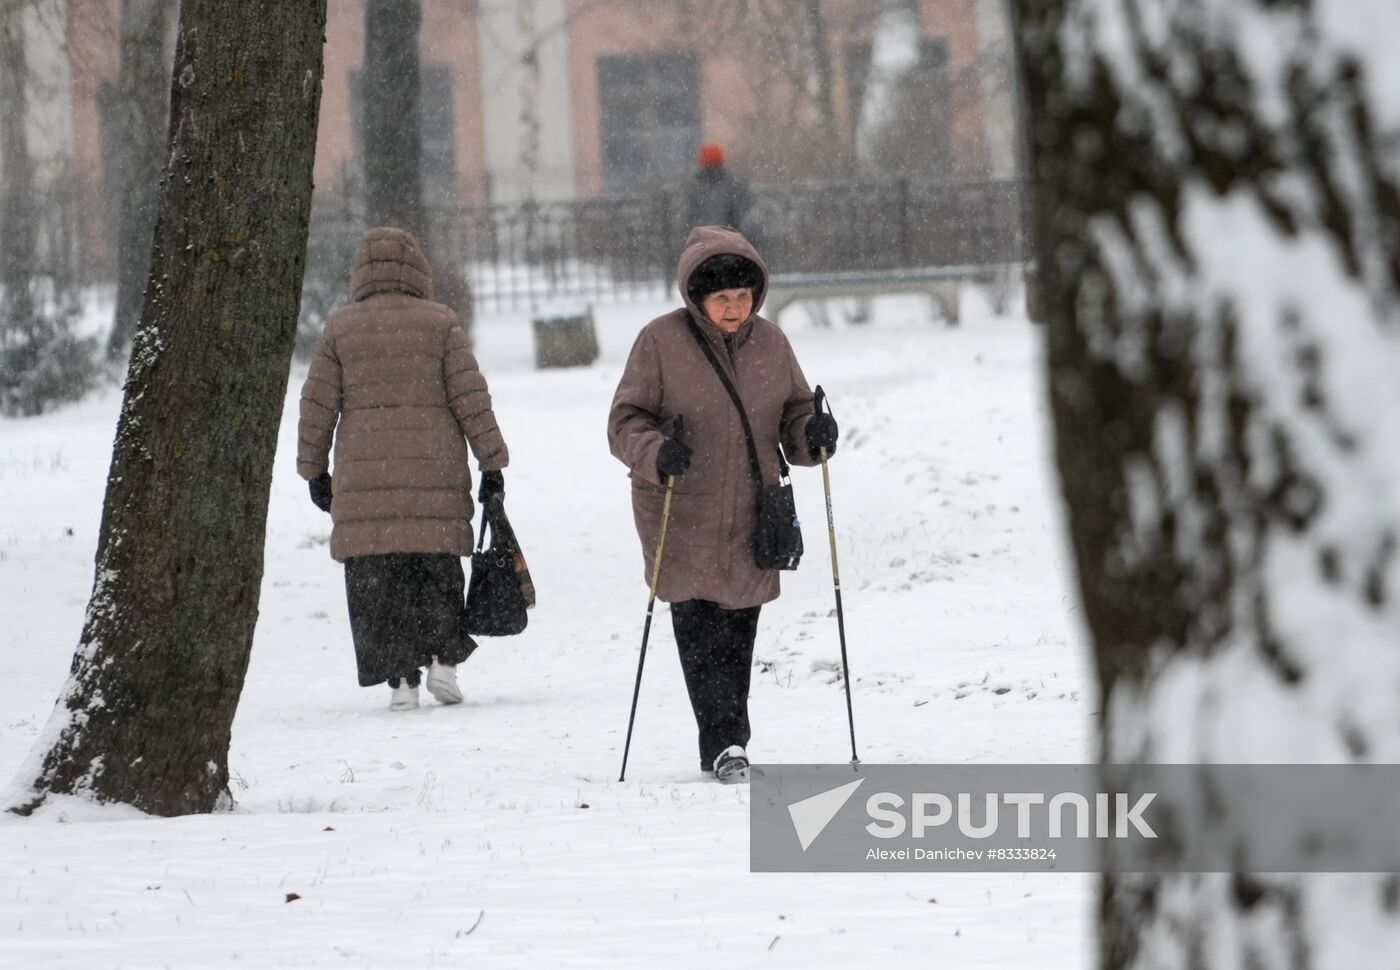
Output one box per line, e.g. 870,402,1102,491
609,225,839,782
297,227,510,711
686,141,752,233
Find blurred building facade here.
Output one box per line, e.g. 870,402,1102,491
58,0,1016,275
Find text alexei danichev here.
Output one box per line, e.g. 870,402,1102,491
868,848,982,861
865,847,1058,861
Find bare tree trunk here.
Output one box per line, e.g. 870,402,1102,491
0,0,99,417
362,0,423,236
855,0,921,167
11,0,327,817
0,0,36,332
359,0,474,344
516,0,542,199
800,0,836,134
106,0,176,359
1013,0,1400,966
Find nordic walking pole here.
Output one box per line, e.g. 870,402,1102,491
815,386,859,764
619,417,684,782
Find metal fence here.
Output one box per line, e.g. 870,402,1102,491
305,177,1025,314
430,194,677,310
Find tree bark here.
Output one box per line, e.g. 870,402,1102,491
0,0,37,332
1013,0,1400,966
12,0,327,817
800,0,837,134
358,0,474,345
106,0,176,359
362,0,423,236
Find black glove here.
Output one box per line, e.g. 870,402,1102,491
477,469,504,503
806,385,839,459
806,413,838,458
655,416,692,480
309,472,333,513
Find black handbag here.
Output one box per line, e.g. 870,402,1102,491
463,493,534,636
685,315,804,571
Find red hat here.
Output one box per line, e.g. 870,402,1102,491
697,141,725,167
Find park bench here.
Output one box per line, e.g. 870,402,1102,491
764,263,1018,326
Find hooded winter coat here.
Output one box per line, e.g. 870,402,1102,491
686,165,752,232
297,227,508,562
609,226,819,610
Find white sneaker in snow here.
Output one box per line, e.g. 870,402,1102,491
713,745,749,783
388,682,420,711
426,657,463,705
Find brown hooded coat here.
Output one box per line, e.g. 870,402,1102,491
609,226,819,609
297,228,508,562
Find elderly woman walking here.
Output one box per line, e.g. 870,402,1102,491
298,227,509,711
609,226,839,781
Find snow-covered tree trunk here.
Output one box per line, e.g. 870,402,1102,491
1013,0,1400,966
9,0,327,817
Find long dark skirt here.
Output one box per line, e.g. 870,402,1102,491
344,553,477,687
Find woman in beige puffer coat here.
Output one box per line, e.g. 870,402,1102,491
298,227,509,710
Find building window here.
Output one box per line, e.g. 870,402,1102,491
596,51,700,195
845,37,952,176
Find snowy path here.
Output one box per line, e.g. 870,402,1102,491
1,298,1095,967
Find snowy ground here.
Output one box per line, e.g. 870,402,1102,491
0,292,1096,968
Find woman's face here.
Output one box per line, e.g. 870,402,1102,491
701,287,754,334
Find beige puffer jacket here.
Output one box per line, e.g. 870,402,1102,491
297,227,508,561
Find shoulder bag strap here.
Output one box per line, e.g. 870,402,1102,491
484,493,520,553
474,505,490,553
476,492,518,555
684,315,790,487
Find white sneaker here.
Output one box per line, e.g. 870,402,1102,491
426,657,463,705
388,682,419,711
713,745,750,783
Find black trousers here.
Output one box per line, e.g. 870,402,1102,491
344,553,477,687
670,599,761,770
